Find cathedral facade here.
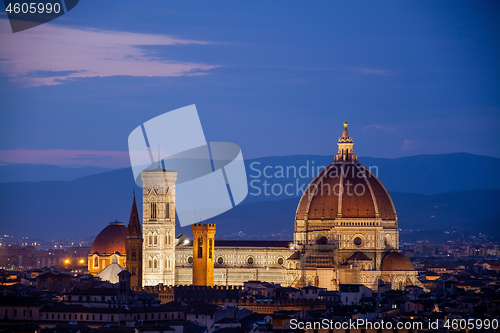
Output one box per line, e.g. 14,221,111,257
89,122,419,291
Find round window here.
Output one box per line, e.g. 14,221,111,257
187,256,193,264
217,256,224,265
247,257,254,265
277,257,284,266
353,237,363,247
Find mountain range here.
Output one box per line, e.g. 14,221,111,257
0,152,498,240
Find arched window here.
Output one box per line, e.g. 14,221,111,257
148,260,152,269
153,258,157,269
149,234,153,245
93,256,99,267
197,237,203,258
165,203,169,219
154,235,157,245
150,202,157,219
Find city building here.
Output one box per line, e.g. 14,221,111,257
88,121,418,291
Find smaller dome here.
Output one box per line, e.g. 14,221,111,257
91,221,127,255
381,252,414,271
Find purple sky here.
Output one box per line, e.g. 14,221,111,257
0,1,499,168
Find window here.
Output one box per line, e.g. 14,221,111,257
131,249,137,261
154,258,158,269
187,256,193,264
149,260,152,269
209,238,213,259
165,203,169,218
277,257,284,265
149,234,153,245
353,237,363,247
150,202,157,218
197,237,203,258
247,257,254,265
217,256,224,265
94,257,98,267
154,235,157,245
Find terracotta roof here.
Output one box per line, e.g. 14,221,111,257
90,222,127,255
295,162,396,220
381,252,414,271
214,240,291,248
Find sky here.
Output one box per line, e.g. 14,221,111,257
0,1,499,168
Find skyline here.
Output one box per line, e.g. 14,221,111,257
1,1,499,169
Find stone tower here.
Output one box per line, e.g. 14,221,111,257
141,166,177,286
125,195,142,290
191,223,216,286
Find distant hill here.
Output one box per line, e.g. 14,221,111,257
0,152,499,240
200,189,500,241
243,153,500,201
2,153,499,195
0,164,111,183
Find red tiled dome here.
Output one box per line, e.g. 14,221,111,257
90,221,127,255
381,252,414,271
295,161,396,220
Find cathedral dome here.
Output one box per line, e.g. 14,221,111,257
295,121,396,221
295,162,396,220
381,252,414,271
90,221,127,255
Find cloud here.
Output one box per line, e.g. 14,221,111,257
364,124,395,132
0,149,131,168
349,67,399,76
0,18,218,86
401,139,420,151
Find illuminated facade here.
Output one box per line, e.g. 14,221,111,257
141,166,177,286
89,121,419,291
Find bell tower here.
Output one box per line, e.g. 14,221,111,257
125,195,142,290
191,223,216,286
141,166,177,286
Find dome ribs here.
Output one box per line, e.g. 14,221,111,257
364,169,397,220
340,163,376,218
90,223,128,255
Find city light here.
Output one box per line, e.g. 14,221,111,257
79,259,85,264
64,259,70,264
